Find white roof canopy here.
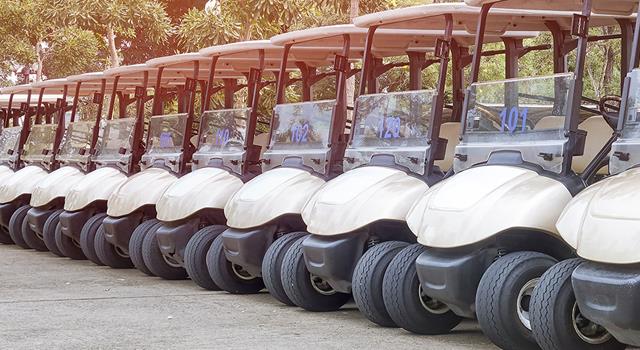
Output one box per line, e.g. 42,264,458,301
466,0,638,16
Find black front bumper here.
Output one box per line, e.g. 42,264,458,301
155,218,200,266
221,225,277,278
415,248,497,318
572,261,640,347
59,209,94,241
102,212,144,253
302,233,369,294
0,202,19,229
26,207,56,236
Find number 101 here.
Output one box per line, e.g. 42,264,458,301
500,107,529,133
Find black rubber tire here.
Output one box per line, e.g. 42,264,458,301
184,225,227,290
129,219,161,276
530,259,624,350
94,224,133,268
206,233,264,294
476,251,558,350
55,222,86,260
382,243,462,334
42,210,64,257
79,213,108,265
281,236,351,312
262,232,308,306
0,226,13,244
141,226,188,280
353,240,409,327
9,205,31,249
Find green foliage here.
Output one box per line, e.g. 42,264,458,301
44,27,107,78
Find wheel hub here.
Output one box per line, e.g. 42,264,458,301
115,246,129,259
231,263,254,281
162,253,182,268
517,278,538,330
572,302,611,345
418,285,449,314
310,274,336,296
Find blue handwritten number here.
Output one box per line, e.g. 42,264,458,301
291,123,309,143
378,116,401,139
500,107,529,133
215,128,230,145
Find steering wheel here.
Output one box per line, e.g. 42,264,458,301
599,95,622,130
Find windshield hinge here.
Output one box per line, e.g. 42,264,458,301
537,152,554,161
613,151,630,161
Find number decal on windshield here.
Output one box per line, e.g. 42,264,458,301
378,116,401,139
291,123,309,143
215,128,230,145
500,107,529,133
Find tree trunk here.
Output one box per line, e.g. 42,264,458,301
346,0,359,124
35,41,44,82
107,24,119,68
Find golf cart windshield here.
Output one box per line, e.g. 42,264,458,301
346,90,436,174
147,113,188,155
22,124,57,163
94,118,136,162
198,108,249,154
57,121,94,164
611,68,640,174
457,73,575,174
0,126,22,163
264,100,335,174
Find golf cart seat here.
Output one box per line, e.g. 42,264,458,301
574,115,611,175
254,132,270,157
534,116,565,130
435,122,461,172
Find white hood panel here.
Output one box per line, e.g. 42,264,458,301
107,167,177,217
64,167,128,212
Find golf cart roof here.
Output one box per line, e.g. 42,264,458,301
354,2,626,34
146,52,248,81
0,94,65,108
0,84,32,94
466,0,638,16
200,40,292,73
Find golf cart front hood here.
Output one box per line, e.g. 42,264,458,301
557,168,640,264
0,165,14,181
225,167,325,229
0,165,48,203
407,165,572,248
30,166,85,207
302,166,428,235
106,167,177,217
156,167,243,222
64,167,128,212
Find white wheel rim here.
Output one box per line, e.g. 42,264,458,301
310,274,336,296
517,278,538,331
418,285,449,315
231,263,254,281
115,246,129,258
572,302,612,345
162,253,182,268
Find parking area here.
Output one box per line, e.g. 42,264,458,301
0,244,497,349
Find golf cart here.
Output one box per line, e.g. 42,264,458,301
142,40,309,286
0,90,64,244
206,24,362,295
0,81,72,250
529,1,640,349
97,53,212,268
382,2,631,349
59,65,163,264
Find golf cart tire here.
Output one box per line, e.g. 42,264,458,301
9,205,31,249
530,259,624,350
94,225,133,268
382,244,462,335
55,222,86,260
0,226,13,244
129,219,160,276
281,236,350,312
262,231,308,306
141,227,188,280
79,213,108,265
22,211,48,252
207,233,264,294
184,225,226,290
43,210,64,257
476,251,557,350
353,240,409,327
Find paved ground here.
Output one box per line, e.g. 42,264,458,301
0,244,498,349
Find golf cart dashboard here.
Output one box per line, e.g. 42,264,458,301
141,113,189,173
0,126,22,168
22,124,58,171
263,100,335,175
345,90,437,176
192,108,251,175
611,68,640,174
93,117,136,173
57,121,95,171
456,73,578,174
